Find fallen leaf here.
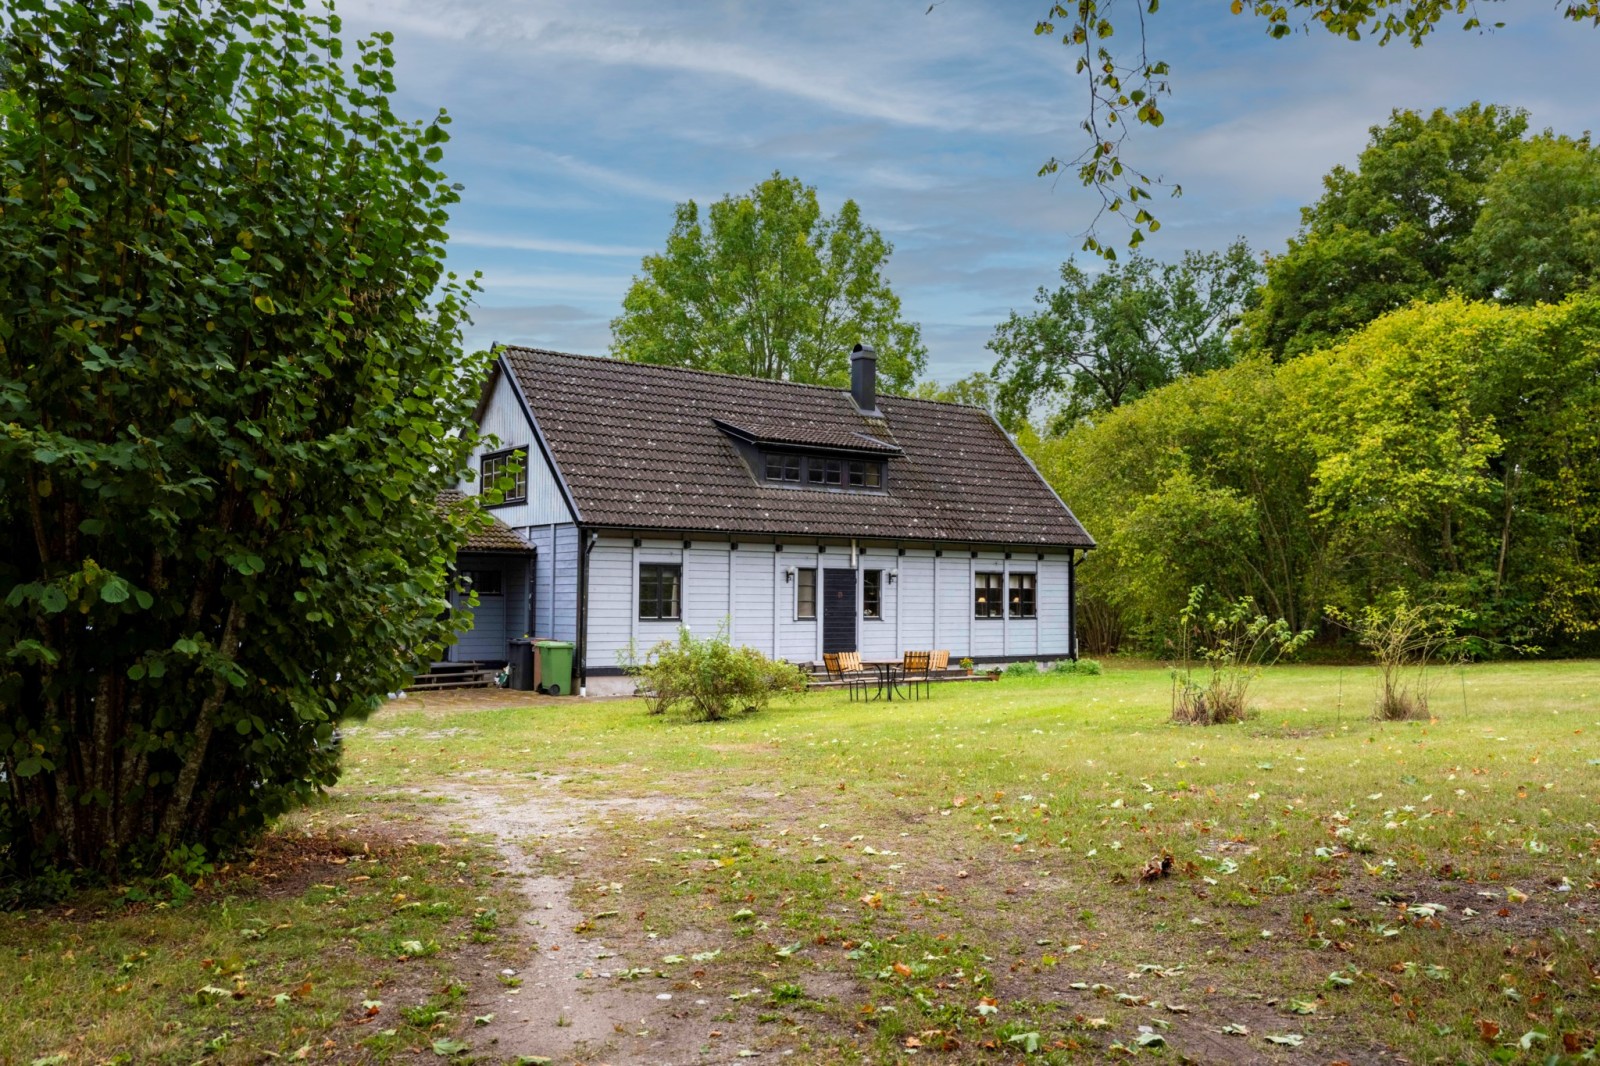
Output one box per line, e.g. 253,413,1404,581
1139,854,1173,882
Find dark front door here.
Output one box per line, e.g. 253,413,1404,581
822,568,858,655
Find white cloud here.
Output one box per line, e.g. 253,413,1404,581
339,0,1600,384
451,230,650,257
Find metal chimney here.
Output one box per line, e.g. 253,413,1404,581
850,343,878,415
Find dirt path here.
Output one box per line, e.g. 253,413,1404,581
409,777,761,1065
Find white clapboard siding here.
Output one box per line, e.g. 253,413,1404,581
580,533,1077,672
732,546,777,650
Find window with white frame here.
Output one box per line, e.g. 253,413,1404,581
863,569,883,619
795,567,817,620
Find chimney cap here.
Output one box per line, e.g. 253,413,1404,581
851,342,876,360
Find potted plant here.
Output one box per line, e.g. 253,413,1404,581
959,657,975,677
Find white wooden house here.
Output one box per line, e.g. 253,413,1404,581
446,345,1094,693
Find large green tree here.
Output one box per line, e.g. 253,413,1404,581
1024,1,1597,252
1281,295,1600,639
1030,294,1600,652
987,239,1258,431
0,0,486,879
1028,357,1329,651
1245,103,1527,358
611,173,926,391
1456,133,1600,305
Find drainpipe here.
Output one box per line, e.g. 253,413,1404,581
576,528,598,696
1068,548,1079,661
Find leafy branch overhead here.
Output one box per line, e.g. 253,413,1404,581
1030,0,1599,254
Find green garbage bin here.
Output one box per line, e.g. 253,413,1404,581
535,640,574,696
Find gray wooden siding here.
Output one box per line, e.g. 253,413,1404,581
448,555,532,663
521,523,580,643
464,373,573,527
582,534,1077,671
732,548,775,650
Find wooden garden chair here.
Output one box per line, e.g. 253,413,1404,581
824,652,870,701
901,649,933,699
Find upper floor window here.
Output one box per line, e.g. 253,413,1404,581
765,453,802,482
849,461,882,489
1009,573,1037,619
639,564,682,621
480,447,528,506
764,451,884,492
974,572,1003,619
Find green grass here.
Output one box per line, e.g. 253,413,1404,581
342,659,1600,1063
3,659,1597,1064
0,813,521,1065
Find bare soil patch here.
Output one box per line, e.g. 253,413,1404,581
398,775,802,1065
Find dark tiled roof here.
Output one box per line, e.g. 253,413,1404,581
501,348,1094,549
712,415,902,455
437,490,536,553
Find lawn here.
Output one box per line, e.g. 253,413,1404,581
2,659,1597,1064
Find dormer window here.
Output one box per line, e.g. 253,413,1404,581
764,453,801,482
713,416,899,495
848,461,881,489
764,451,885,492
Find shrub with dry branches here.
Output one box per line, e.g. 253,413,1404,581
1328,594,1470,721
1169,586,1313,725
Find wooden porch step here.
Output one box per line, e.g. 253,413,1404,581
408,665,502,691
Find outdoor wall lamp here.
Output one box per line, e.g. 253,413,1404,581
886,570,898,584
784,567,795,582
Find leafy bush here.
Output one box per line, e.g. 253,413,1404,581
1051,658,1103,676
1169,587,1312,725
622,626,808,723
1003,660,1039,678
1328,593,1472,720
0,0,484,878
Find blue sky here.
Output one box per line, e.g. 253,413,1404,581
341,1,1599,383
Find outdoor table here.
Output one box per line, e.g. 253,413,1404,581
861,660,907,701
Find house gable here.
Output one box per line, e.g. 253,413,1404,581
463,361,575,528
